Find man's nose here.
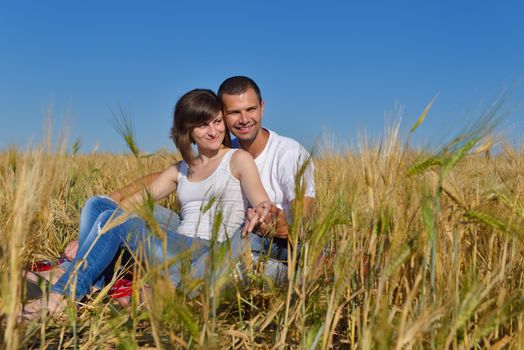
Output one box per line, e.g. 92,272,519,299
239,111,249,124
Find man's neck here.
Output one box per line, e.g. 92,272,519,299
239,129,270,159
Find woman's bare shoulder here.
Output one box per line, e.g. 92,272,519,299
231,148,254,162
161,161,183,180
230,149,256,180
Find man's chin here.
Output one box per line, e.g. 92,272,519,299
239,135,260,144
232,132,255,142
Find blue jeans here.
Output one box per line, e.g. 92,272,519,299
153,206,290,285
51,196,247,299
58,196,120,290
249,235,290,262
51,199,151,299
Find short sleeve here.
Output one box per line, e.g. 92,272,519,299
278,146,315,203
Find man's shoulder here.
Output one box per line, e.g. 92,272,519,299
268,130,310,157
231,130,309,155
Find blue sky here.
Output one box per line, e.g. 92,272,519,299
1,1,523,153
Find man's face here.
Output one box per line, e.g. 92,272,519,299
221,88,264,143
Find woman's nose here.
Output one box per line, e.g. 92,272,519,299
208,124,217,136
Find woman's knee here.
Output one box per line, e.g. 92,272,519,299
81,196,116,220
95,209,119,228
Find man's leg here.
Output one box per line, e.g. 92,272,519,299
249,234,290,261
249,233,289,284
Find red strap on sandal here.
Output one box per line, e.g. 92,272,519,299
30,258,68,272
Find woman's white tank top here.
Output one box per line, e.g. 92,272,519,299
176,149,247,242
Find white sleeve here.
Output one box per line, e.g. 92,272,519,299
278,147,315,203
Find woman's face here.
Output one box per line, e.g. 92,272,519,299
191,112,226,152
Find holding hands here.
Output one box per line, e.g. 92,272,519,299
242,201,288,239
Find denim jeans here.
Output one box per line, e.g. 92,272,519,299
51,201,150,299
153,205,290,285
249,234,290,262
58,196,119,290
51,196,247,299
52,196,289,299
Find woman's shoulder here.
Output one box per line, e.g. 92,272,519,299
230,148,254,163
228,149,254,179
162,160,184,179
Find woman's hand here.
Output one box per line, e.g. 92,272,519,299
242,201,277,238
64,240,79,261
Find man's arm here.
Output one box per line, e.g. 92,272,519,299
109,171,163,203
275,196,315,238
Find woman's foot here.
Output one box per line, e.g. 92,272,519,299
20,292,68,321
24,266,65,285
113,284,152,308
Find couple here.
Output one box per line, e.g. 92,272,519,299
23,76,315,317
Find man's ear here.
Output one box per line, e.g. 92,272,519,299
260,100,265,115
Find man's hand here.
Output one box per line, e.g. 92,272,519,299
242,201,274,238
242,203,289,239
64,240,79,261
269,207,289,239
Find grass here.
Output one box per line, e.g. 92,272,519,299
1,113,524,348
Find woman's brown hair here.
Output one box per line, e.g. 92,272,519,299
170,89,231,164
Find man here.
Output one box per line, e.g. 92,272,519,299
217,76,315,264
62,76,315,285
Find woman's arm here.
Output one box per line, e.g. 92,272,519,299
119,163,180,212
230,150,274,234
109,172,163,203
230,150,270,208
64,167,177,260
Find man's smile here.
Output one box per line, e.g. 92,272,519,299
234,124,255,134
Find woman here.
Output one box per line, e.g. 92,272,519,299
23,89,272,317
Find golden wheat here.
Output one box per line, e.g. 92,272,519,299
1,125,524,348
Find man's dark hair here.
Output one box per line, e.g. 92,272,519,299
217,76,262,103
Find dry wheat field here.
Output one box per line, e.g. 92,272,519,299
1,118,524,349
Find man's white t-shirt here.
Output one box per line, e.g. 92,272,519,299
233,129,315,223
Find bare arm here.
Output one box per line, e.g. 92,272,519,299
65,170,174,260
230,150,270,207
109,171,163,203
119,164,179,212
230,150,274,234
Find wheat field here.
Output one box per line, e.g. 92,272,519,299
1,115,524,349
